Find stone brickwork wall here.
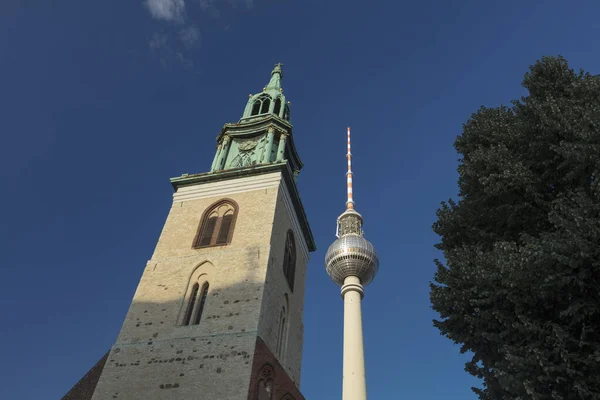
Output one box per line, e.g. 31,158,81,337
258,185,309,386
90,172,308,400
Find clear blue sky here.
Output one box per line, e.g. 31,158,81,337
1,1,599,398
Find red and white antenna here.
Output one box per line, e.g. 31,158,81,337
346,126,354,210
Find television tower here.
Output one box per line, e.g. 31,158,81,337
325,127,379,400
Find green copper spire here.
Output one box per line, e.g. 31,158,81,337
242,63,290,120
207,64,302,177
266,62,283,90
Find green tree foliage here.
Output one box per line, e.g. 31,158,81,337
430,56,600,399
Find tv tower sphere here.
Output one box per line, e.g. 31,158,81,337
325,216,379,286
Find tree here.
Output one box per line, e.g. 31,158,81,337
430,56,600,399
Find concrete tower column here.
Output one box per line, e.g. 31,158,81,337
341,276,367,400
325,127,378,400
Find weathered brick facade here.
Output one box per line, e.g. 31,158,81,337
247,337,305,400
62,352,109,400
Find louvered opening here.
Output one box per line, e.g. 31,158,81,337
198,216,217,247
193,200,237,249
216,214,233,244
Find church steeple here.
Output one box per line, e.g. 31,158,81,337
209,64,301,177
83,64,315,400
242,63,290,120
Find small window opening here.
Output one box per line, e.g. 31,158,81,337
258,380,272,400
192,282,209,325
182,283,199,326
251,101,261,116
256,365,274,400
274,98,282,115
282,230,296,291
276,307,287,357
261,98,271,114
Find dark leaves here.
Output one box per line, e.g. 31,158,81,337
431,56,600,399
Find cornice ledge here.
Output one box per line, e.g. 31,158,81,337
170,163,286,190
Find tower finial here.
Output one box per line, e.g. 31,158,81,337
346,126,354,210
266,62,284,90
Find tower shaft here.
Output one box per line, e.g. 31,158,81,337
325,127,379,400
341,276,367,400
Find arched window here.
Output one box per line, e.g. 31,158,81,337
179,262,215,326
193,282,209,325
193,199,238,248
273,98,282,116
258,380,272,400
182,282,199,326
250,94,272,116
276,307,285,355
261,98,271,114
276,302,288,359
181,281,209,326
256,364,274,400
251,101,261,116
282,230,296,292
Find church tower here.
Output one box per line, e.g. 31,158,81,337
88,64,315,400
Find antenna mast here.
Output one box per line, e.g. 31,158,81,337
346,126,354,210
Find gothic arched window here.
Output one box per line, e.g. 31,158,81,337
282,230,296,292
273,98,282,116
276,300,288,359
252,101,261,116
182,282,199,326
251,94,272,116
193,199,238,248
256,364,274,400
182,282,209,326
261,98,271,114
276,307,285,355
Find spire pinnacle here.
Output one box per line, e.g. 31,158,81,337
346,126,354,210
266,62,284,90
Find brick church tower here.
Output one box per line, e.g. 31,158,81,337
64,64,315,400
